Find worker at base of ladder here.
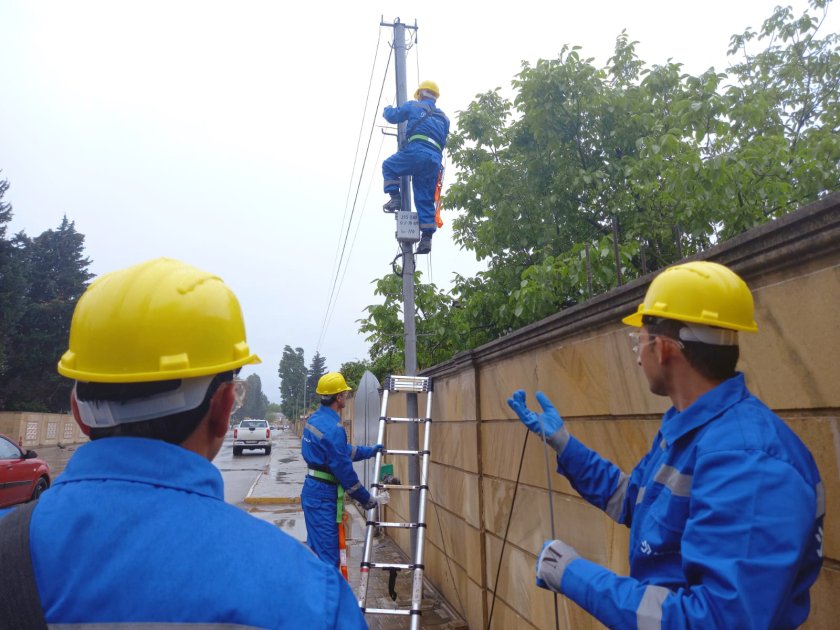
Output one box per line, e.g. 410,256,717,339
382,80,450,255
301,371,390,569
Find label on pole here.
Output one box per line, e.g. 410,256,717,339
396,211,420,242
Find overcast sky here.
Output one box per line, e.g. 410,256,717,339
1,1,835,403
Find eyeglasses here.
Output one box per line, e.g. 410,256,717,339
628,331,684,355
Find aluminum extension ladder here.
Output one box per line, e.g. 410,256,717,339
357,375,433,630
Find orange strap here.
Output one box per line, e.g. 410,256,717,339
338,518,349,581
434,166,445,228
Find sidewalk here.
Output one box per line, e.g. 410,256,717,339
247,432,466,629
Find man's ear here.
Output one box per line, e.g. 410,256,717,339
70,390,91,437
207,381,235,439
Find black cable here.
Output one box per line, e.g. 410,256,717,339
427,486,466,619
487,428,529,629
316,42,393,352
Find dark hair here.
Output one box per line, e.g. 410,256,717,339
76,371,234,444
320,394,338,407
642,316,739,381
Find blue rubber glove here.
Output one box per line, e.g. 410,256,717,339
507,390,571,454
536,539,579,593
370,444,384,458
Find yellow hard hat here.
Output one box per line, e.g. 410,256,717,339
414,80,440,100
58,258,261,383
316,372,352,396
622,261,758,332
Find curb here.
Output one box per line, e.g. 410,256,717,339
243,471,301,505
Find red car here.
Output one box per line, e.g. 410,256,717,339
0,433,51,508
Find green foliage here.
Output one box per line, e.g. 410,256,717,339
306,351,328,400
0,205,93,411
359,1,839,370
358,271,468,376
277,345,307,420
338,359,373,390
232,373,270,422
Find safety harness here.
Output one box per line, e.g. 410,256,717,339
407,101,445,152
0,501,48,630
306,468,345,524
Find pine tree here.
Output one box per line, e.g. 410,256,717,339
2,216,93,411
306,351,328,402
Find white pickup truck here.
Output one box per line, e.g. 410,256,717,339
232,419,271,456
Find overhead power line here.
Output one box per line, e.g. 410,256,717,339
316,32,393,355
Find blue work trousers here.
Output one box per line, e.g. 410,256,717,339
383,143,440,233
301,476,340,568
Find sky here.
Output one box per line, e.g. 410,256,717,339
1,1,835,403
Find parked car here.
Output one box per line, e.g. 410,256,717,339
232,419,271,456
0,434,51,508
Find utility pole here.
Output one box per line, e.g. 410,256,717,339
381,16,421,553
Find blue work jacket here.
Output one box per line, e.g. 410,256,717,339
383,98,450,151
302,405,376,505
556,373,824,629
13,437,367,629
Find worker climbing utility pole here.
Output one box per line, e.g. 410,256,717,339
380,16,422,553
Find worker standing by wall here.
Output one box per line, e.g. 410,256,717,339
301,371,388,568
509,261,824,628
382,80,450,255
0,258,367,628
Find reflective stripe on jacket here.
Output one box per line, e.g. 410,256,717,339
555,373,824,629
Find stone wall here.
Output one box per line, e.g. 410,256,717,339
349,192,840,629
0,411,88,448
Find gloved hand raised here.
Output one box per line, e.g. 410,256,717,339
370,444,384,458
507,390,570,454
363,491,390,511
535,539,580,593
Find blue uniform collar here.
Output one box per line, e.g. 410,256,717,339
55,436,225,500
312,405,340,423
659,373,750,446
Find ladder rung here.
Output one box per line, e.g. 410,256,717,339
372,521,421,529
383,416,429,423
376,484,421,491
368,562,414,570
384,449,426,456
364,608,413,616
384,375,432,392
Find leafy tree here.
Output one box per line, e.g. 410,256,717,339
278,345,307,420
360,0,839,369
358,270,465,378
265,402,284,418
306,351,328,400
233,373,269,422
1,215,92,411
338,359,373,391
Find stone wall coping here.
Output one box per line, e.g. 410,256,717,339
426,192,840,378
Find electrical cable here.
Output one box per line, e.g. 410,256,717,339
487,422,561,630
316,42,393,354
486,428,529,629
322,133,387,337
330,27,383,283
427,486,466,619
538,414,561,630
